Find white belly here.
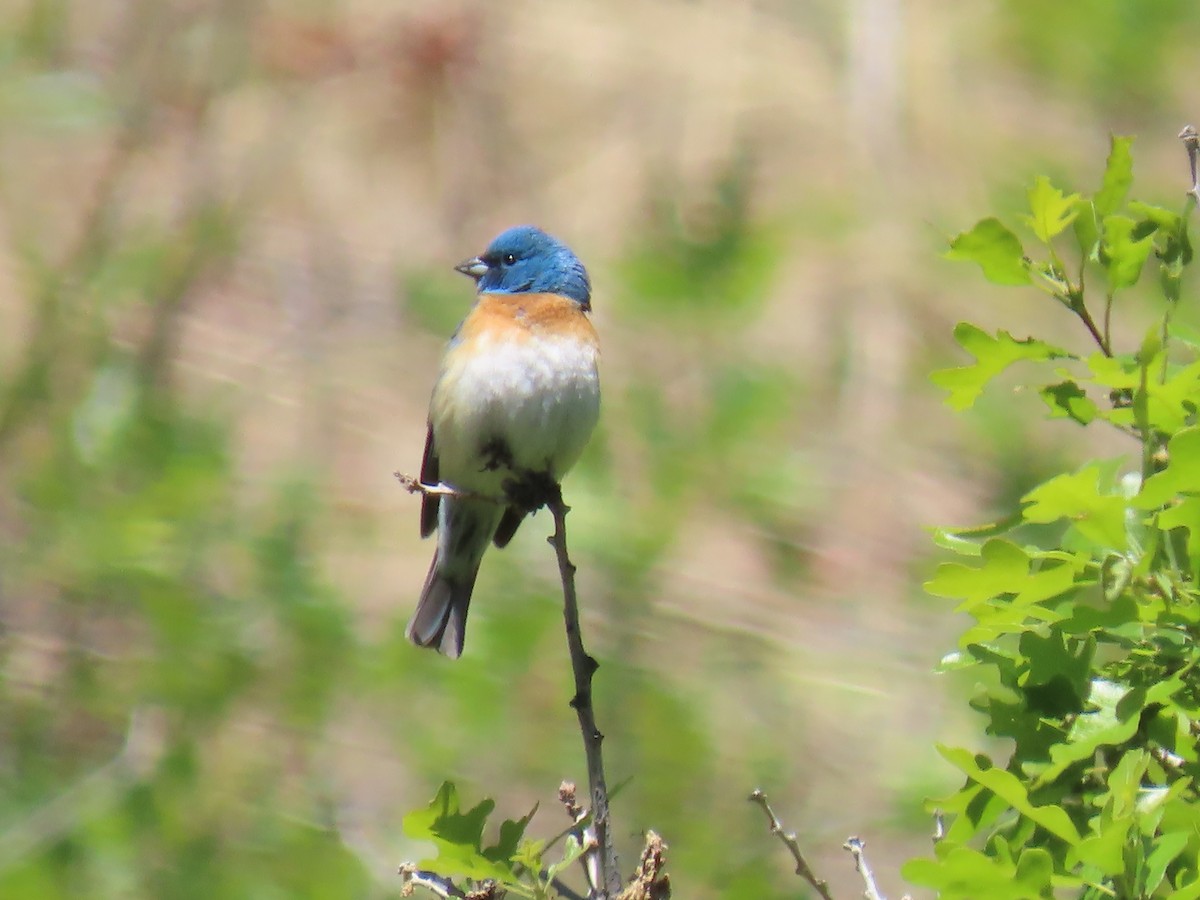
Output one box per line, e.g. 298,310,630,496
431,332,600,494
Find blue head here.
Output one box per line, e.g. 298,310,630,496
456,225,591,310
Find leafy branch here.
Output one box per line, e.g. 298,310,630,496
908,130,1200,898
396,476,634,899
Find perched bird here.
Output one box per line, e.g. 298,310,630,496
407,226,601,657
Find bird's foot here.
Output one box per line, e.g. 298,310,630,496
502,469,561,513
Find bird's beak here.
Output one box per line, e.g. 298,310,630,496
454,256,489,280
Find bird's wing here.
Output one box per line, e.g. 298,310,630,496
420,424,439,537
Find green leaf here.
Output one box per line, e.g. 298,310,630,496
1039,680,1140,781
1074,200,1100,260
1106,749,1150,818
1100,214,1156,290
512,838,546,875
1146,360,1200,434
937,745,1081,844
903,843,1063,899
1040,381,1097,425
1013,847,1056,897
1021,462,1129,550
932,323,1073,410
925,539,1030,608
1024,176,1081,243
401,782,518,883
1021,630,1093,696
946,218,1031,285
1072,821,1132,877
1144,831,1189,895
902,846,1019,899
1158,497,1200,581
929,514,1026,556
1137,427,1200,508
1094,135,1135,217
1057,593,1140,635
485,805,538,866
1128,201,1194,305
544,834,587,883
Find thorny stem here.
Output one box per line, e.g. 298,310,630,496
397,475,621,898
748,790,835,900
548,491,620,899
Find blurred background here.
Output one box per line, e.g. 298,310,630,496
1,1,1198,897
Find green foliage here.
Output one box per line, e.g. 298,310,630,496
912,136,1200,897
402,782,583,899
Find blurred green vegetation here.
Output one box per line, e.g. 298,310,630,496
4,1,1200,899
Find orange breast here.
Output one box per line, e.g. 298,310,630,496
456,292,599,347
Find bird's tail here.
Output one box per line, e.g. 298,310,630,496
407,499,495,658
406,554,478,659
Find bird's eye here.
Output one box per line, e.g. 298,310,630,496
502,253,517,266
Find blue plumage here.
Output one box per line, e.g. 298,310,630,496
461,225,592,309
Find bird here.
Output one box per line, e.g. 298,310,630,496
406,225,601,658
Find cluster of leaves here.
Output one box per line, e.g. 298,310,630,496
905,136,1200,898
402,782,586,899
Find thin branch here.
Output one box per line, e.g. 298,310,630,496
1102,292,1114,357
393,472,502,505
1180,125,1200,205
747,790,834,900
397,865,467,898
396,865,502,900
560,780,601,895
1073,300,1112,357
844,837,888,900
548,490,620,898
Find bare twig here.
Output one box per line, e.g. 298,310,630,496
549,491,620,898
844,837,888,900
398,865,467,898
1180,125,1200,205
560,780,601,893
397,866,501,900
393,472,501,505
747,790,835,900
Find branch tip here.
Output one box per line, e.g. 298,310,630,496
844,835,888,900
748,791,835,900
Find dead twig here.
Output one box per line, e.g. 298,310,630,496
616,831,670,900
560,781,601,893
1180,125,1200,205
397,865,500,900
747,790,834,900
844,837,891,900
393,472,501,504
